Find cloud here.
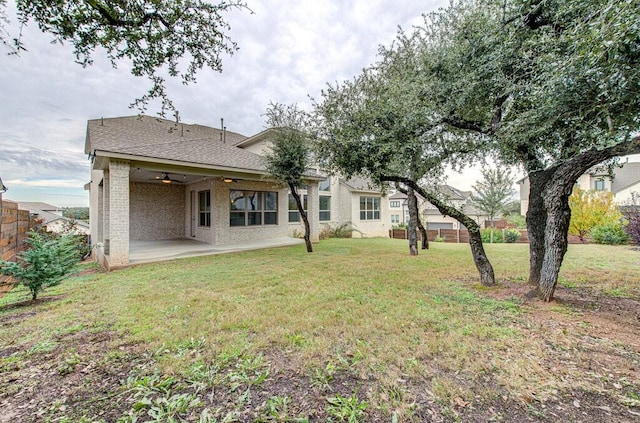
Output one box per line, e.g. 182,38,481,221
0,0,448,206
5,178,87,188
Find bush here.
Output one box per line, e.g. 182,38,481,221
590,222,629,245
319,222,359,239
0,232,81,300
504,228,521,243
505,214,527,229
480,228,521,243
480,228,503,243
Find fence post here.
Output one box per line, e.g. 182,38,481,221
15,208,18,259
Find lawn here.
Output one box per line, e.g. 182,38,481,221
0,239,639,422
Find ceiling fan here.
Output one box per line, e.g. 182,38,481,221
153,172,184,184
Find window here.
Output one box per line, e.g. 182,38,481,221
198,190,211,227
288,194,307,222
391,214,400,224
360,196,380,220
594,179,605,191
230,190,278,226
319,177,331,191
390,200,401,208
319,195,331,221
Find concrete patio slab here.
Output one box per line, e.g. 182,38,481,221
128,237,304,265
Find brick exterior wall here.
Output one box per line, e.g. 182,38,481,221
211,179,290,245
108,160,130,266
130,182,185,240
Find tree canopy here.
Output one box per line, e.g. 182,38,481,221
2,0,248,115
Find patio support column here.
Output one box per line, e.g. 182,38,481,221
90,169,103,260
108,160,130,266
102,169,110,254
307,180,320,243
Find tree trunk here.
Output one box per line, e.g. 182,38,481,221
523,139,640,300
417,219,429,250
537,183,573,301
407,186,419,255
383,175,495,285
289,183,312,253
526,171,549,287
468,227,496,287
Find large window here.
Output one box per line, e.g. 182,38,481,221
288,194,307,222
319,195,331,221
391,214,400,224
230,190,278,227
594,179,605,191
198,190,211,227
360,196,380,220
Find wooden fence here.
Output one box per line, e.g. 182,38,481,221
0,200,33,289
389,227,531,243
388,228,604,245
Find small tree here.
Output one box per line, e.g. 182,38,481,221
264,102,314,253
0,232,81,300
470,167,515,243
568,186,623,242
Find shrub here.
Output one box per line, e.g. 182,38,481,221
504,228,522,243
590,222,629,245
622,203,640,246
320,222,359,239
0,232,81,300
480,228,503,243
505,214,527,229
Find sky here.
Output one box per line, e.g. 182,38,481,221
2,0,481,207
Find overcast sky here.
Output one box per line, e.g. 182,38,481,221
0,0,497,207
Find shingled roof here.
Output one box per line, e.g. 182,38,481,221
611,162,640,193
85,116,268,172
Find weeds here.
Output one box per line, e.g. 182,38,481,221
326,392,368,422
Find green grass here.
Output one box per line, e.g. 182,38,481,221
1,239,639,421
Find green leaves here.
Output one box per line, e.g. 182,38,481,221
6,0,249,115
0,231,81,300
263,102,313,188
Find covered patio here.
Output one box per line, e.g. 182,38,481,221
127,237,304,266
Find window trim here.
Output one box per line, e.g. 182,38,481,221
198,190,211,227
359,196,381,221
319,195,331,222
288,193,307,223
230,190,278,227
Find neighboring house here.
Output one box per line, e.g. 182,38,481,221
518,159,640,215
388,185,490,230
16,202,90,235
85,116,390,268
